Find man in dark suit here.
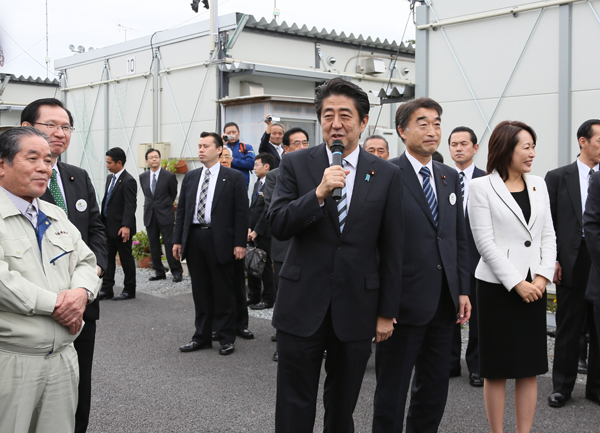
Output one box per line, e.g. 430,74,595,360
22,98,107,433
373,98,471,433
546,119,600,407
258,115,284,169
139,148,183,282
174,132,249,356
99,147,137,301
262,127,310,362
269,77,404,432
448,126,486,387
583,170,600,406
247,153,276,309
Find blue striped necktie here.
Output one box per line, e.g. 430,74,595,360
336,160,348,232
420,166,438,226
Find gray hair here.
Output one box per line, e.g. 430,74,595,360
363,134,389,152
0,126,49,165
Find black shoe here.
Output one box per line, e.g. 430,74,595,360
272,350,278,362
179,341,211,352
548,392,570,408
586,391,600,405
578,359,588,374
219,343,234,355
249,301,273,310
449,367,461,378
469,373,484,387
237,328,254,339
173,276,183,283
212,331,219,342
113,292,135,301
149,275,166,281
271,334,277,342
246,298,260,306
97,291,114,300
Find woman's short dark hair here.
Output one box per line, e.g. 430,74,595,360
487,121,537,181
314,77,370,123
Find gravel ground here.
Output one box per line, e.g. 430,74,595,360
87,267,598,432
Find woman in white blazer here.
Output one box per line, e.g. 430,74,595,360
468,121,556,433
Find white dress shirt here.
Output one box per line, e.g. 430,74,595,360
577,157,598,218
325,144,360,211
193,162,221,224
270,142,284,159
454,162,475,214
405,151,437,199
48,161,66,202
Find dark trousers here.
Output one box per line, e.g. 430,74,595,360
102,235,136,295
235,259,249,330
274,260,283,299
74,320,96,433
553,239,600,395
146,213,183,279
373,286,455,433
594,305,600,384
451,274,479,374
247,236,275,305
187,226,236,346
275,309,372,433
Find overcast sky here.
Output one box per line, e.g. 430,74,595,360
0,0,416,79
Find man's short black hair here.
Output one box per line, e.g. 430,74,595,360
395,98,443,142
0,126,49,166
106,147,127,165
314,77,370,123
201,131,224,149
448,126,478,146
223,122,239,132
283,127,310,147
577,119,600,142
21,98,75,128
145,148,161,159
255,153,275,170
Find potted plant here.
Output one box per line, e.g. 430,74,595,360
132,231,152,268
161,158,178,173
175,159,188,173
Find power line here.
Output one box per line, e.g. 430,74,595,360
0,25,58,76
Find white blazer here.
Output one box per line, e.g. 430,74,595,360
467,170,556,291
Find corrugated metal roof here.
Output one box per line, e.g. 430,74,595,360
241,14,415,55
0,73,59,86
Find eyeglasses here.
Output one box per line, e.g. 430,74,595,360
34,122,75,133
221,155,233,160
291,140,309,146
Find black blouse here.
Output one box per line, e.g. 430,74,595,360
511,187,530,224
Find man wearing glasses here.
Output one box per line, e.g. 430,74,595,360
21,98,106,433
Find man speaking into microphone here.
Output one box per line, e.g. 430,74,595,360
268,77,404,432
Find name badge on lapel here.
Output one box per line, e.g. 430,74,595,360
76,199,88,212
449,193,457,206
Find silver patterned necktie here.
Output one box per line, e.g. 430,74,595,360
196,169,211,223
151,173,157,195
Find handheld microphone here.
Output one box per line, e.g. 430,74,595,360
330,139,345,200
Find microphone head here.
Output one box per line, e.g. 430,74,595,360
330,139,345,152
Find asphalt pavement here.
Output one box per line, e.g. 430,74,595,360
87,269,600,432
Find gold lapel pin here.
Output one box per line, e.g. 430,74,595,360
533,187,536,191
